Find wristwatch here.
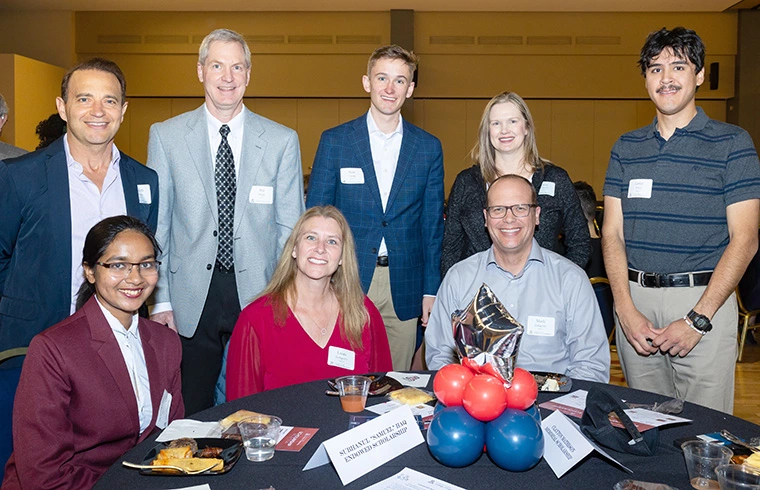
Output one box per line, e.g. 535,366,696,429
686,310,713,334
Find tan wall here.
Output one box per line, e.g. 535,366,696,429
0,55,66,151
2,10,738,198
0,11,75,68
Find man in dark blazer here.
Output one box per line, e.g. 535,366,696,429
0,59,158,353
1,296,184,490
148,29,304,414
306,45,444,371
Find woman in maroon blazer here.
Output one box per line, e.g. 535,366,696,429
2,216,184,490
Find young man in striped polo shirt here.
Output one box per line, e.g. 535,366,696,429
602,27,760,413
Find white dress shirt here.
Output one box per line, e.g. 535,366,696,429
65,135,127,314
95,297,153,434
366,110,403,258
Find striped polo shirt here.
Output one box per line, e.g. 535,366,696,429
603,107,760,274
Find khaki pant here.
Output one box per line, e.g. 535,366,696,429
368,266,418,371
616,282,738,414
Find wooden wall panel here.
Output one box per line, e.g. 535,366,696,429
123,98,172,163
295,99,339,175
550,100,595,184
593,101,639,195
12,55,66,152
420,99,468,195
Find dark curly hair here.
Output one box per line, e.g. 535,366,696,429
638,27,705,76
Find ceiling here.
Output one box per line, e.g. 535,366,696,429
1,0,759,12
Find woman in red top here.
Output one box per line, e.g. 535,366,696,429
226,206,393,400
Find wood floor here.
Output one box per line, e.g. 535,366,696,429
609,337,760,425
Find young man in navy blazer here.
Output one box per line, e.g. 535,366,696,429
306,45,444,370
0,59,158,354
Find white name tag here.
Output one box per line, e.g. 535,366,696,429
627,179,653,199
327,346,355,370
340,168,365,184
249,185,274,204
156,389,172,429
137,184,152,204
527,316,556,337
539,181,556,197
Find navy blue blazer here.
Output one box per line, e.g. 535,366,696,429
306,115,444,321
0,137,159,351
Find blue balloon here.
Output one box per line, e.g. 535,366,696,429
525,403,541,424
485,409,544,471
433,401,447,415
427,406,485,467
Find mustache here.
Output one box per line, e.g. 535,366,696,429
657,85,681,94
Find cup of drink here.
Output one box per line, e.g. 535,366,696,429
237,414,282,462
681,441,733,489
336,375,371,413
715,464,760,490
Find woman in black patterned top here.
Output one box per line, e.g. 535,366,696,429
441,92,590,277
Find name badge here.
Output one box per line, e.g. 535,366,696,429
539,181,556,197
156,390,172,429
527,316,556,337
327,346,356,370
137,184,152,204
627,179,653,199
249,185,274,204
340,168,365,184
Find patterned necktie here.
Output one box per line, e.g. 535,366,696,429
215,124,235,270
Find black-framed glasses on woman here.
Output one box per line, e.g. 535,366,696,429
95,261,161,278
485,204,536,219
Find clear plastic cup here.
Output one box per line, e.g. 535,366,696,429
715,464,760,490
237,414,282,462
681,441,733,489
336,375,371,413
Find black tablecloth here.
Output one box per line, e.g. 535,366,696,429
95,374,760,490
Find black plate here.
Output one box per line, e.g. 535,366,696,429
327,374,404,396
138,438,243,476
532,372,573,392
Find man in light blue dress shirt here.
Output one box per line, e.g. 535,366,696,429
425,174,610,383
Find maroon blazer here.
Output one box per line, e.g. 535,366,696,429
1,297,184,490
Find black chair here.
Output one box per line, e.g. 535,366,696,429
590,277,615,349
0,347,27,468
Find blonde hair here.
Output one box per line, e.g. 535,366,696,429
471,91,547,185
258,206,368,349
367,44,419,77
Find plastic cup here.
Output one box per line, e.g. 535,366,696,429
681,441,733,489
336,375,371,413
715,464,760,490
237,414,282,462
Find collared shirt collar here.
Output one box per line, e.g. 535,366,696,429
95,296,140,337
63,133,121,174
366,110,404,138
204,103,245,137
486,239,545,278
646,106,708,139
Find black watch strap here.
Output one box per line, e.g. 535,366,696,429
687,310,713,333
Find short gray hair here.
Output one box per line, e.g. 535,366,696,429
0,93,8,118
198,29,251,69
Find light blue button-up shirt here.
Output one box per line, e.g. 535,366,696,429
425,239,610,382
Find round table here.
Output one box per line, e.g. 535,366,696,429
95,374,760,489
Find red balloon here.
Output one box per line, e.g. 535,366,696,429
433,364,475,407
462,374,508,421
505,368,538,410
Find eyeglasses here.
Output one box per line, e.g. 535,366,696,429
485,204,536,219
96,261,161,277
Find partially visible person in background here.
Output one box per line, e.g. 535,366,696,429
35,112,67,150
574,181,606,279
0,93,27,160
441,91,590,278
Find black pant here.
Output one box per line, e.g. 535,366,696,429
180,267,240,416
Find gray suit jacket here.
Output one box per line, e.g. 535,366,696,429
0,141,27,161
147,105,304,337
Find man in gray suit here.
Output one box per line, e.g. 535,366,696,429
0,93,27,160
148,28,304,414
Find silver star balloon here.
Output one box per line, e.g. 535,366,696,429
452,283,524,385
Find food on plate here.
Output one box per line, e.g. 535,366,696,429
388,387,434,405
219,409,270,430
155,446,193,460
167,437,198,454
533,372,568,392
197,446,224,458
150,438,226,473
151,457,223,473
745,452,760,470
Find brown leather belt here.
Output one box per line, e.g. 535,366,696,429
628,269,712,288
